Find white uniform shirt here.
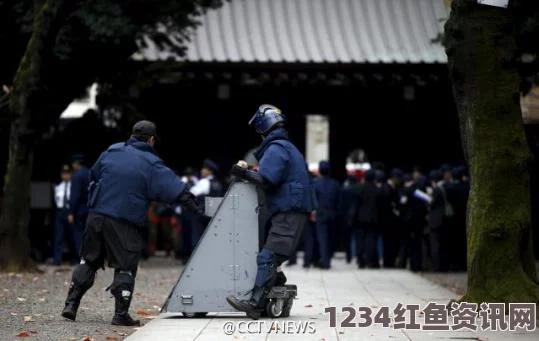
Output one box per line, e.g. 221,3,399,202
189,176,213,197
55,181,71,209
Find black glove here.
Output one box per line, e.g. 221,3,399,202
230,164,267,187
230,164,247,178
178,191,203,215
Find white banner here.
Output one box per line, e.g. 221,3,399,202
305,115,329,171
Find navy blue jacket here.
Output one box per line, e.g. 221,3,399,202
313,176,341,221
69,166,90,218
88,138,186,227
254,128,314,216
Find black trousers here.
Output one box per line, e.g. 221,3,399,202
303,221,319,266
80,214,142,271
264,212,307,258
356,222,378,268
382,223,400,268
430,225,449,272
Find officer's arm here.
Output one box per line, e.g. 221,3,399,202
176,191,203,215
149,161,186,203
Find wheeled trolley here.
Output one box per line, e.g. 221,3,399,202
161,181,297,318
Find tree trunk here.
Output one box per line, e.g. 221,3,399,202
444,0,539,304
0,0,70,271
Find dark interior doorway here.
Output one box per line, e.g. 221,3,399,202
136,63,464,179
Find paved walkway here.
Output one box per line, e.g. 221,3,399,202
125,259,538,341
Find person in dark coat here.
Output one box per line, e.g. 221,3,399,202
340,175,359,263
427,170,449,272
379,168,403,268
61,120,200,326
227,105,314,319
354,169,381,268
68,154,90,262
293,170,318,268
397,169,428,271
310,161,341,269
449,166,469,271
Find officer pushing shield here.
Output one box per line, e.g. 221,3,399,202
61,120,201,326
227,105,315,319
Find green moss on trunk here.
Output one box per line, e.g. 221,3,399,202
444,0,539,304
0,119,35,271
0,0,69,272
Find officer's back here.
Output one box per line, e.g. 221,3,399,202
90,135,185,228
62,120,195,327
256,127,313,216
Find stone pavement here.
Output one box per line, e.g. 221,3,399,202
125,259,538,341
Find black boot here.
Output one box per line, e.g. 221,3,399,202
61,263,95,321
61,283,85,321
226,286,266,319
111,293,140,326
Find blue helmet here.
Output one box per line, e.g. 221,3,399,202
248,104,285,135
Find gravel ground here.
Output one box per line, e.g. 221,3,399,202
0,257,182,341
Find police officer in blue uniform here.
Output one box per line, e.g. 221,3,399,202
67,154,90,261
312,161,341,269
53,165,73,265
61,121,200,326
226,105,314,319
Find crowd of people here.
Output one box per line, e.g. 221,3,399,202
49,155,469,274
288,161,469,272
139,159,470,273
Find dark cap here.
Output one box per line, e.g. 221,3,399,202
390,168,403,179
202,159,219,173
429,170,442,182
318,160,330,175
375,170,386,182
61,164,71,173
132,120,158,139
440,163,452,173
365,169,377,182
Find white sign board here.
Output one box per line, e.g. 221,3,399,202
305,115,329,171
477,0,509,8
